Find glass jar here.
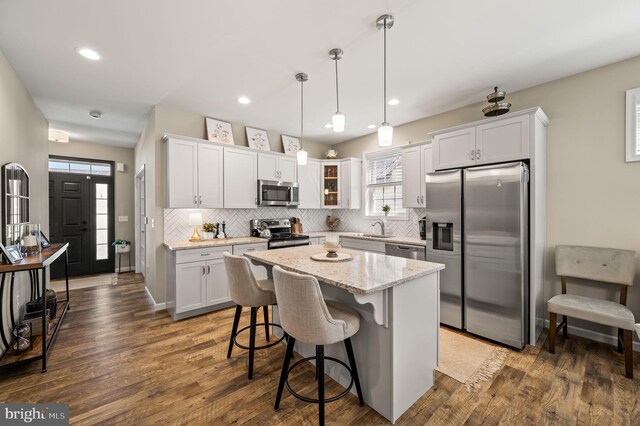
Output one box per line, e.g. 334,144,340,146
20,223,41,255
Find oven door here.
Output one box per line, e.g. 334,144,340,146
268,239,310,249
258,180,299,207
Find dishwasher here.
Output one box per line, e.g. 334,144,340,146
385,243,426,261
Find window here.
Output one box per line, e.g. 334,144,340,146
48,158,112,176
95,183,109,260
626,87,640,162
365,151,407,218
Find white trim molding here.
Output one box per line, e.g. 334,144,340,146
145,286,166,310
625,87,640,162
545,319,640,352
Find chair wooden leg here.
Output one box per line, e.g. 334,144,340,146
562,315,568,338
274,336,296,410
248,307,257,380
227,305,242,359
317,345,325,426
549,312,557,354
618,328,624,353
624,329,633,379
263,305,270,342
345,338,365,406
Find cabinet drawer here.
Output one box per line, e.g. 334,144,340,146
232,243,268,254
176,246,231,264
340,237,386,254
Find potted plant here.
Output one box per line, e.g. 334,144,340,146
202,223,215,240
382,205,391,216
112,239,131,254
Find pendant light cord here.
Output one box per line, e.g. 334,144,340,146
335,58,340,113
300,79,304,143
383,17,387,124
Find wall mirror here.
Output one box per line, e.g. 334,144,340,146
2,163,30,245
626,87,640,162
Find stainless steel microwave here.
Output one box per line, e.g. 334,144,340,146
257,180,299,207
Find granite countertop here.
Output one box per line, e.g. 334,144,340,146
164,237,266,251
302,231,426,247
244,244,444,295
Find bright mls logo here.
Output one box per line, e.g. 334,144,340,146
1,404,68,425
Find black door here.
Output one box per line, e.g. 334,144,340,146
49,172,114,278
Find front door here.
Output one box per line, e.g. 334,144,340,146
49,158,115,278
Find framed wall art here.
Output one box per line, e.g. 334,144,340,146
281,135,301,156
205,118,235,145
246,127,271,151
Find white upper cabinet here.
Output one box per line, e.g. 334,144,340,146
166,137,222,208
198,144,224,208
475,114,529,165
340,158,361,209
224,147,257,208
402,143,433,208
298,159,321,209
430,108,546,171
258,153,297,182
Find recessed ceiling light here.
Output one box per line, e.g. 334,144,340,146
89,110,103,119
388,99,400,106
324,123,333,129
48,129,69,143
76,47,101,61
237,96,251,104
368,124,377,129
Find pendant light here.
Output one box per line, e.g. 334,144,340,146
376,14,394,147
296,72,309,165
329,48,345,132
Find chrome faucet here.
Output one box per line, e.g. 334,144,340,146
372,220,385,236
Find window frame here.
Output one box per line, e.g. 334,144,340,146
363,148,409,220
626,87,640,162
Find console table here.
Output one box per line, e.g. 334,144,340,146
0,243,69,372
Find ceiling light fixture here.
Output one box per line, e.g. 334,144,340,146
296,72,309,166
76,47,101,61
237,96,251,104
89,110,102,119
388,99,400,106
324,123,333,129
48,129,69,143
377,14,394,147
368,124,377,129
329,48,345,133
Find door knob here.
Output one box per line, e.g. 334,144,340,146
82,228,87,232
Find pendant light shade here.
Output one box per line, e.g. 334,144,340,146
376,14,394,147
296,72,309,165
329,48,345,133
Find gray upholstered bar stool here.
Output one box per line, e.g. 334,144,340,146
272,266,364,425
223,252,284,380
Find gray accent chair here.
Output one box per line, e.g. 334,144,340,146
223,252,281,380
272,266,364,425
548,245,637,378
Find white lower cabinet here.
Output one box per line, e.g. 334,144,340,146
232,242,268,280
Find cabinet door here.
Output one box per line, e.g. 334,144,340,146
475,115,529,164
224,148,258,208
433,128,476,170
421,145,434,205
349,159,362,210
322,162,340,208
232,243,268,280
175,262,206,313
298,159,321,209
340,159,350,208
206,258,231,305
278,156,298,182
258,153,279,181
402,146,422,208
167,139,198,208
198,144,223,208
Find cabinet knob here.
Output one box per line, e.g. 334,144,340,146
476,149,481,160
194,196,198,205
421,195,424,204
202,265,206,275
470,150,475,160
207,265,211,274
417,195,419,204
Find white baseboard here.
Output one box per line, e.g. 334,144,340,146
544,319,640,352
144,286,167,310
115,266,134,272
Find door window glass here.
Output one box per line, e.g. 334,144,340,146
95,183,109,260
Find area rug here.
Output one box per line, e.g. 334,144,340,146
437,328,508,391
50,273,118,292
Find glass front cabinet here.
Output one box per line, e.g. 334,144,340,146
322,162,340,208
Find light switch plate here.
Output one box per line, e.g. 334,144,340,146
118,216,129,222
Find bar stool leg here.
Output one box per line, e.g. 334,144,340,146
248,307,257,380
263,305,270,342
227,305,242,359
275,336,296,410
345,338,365,406
317,345,325,426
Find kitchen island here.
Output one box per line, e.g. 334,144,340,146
245,244,444,423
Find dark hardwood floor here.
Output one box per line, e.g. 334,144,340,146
1,274,639,425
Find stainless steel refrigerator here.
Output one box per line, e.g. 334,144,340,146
425,162,529,349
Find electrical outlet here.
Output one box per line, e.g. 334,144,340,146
118,216,128,222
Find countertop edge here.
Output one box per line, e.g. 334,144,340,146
164,237,266,251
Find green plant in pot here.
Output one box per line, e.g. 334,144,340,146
382,204,391,216
202,223,215,239
112,239,130,253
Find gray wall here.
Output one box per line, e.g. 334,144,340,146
0,49,49,354
333,55,640,340
49,141,136,270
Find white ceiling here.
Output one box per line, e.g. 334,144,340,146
2,1,640,148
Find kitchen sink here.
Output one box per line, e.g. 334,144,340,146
355,234,396,238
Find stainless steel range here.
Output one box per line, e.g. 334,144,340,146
249,219,310,249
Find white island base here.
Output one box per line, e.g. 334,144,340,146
270,270,440,423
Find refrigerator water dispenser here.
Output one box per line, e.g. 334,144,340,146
433,223,453,251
